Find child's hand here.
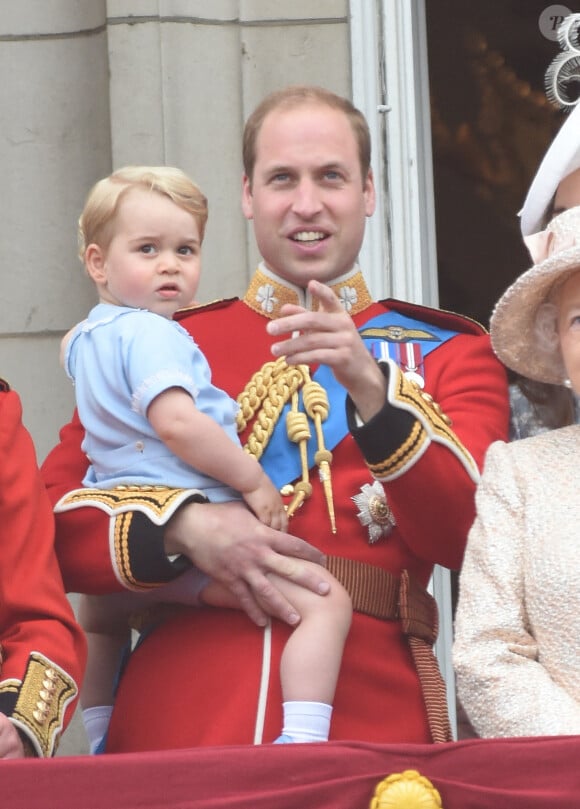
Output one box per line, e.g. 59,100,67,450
243,473,288,532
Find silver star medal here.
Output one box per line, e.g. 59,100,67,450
352,480,396,544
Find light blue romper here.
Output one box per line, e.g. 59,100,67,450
64,303,242,503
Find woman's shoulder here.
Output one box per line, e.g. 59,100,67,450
488,425,580,468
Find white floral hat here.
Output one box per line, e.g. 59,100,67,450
519,102,580,237
519,12,580,236
491,205,580,384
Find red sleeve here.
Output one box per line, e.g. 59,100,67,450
349,332,509,570
0,388,87,756
41,409,196,593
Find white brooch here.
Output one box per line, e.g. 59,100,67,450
256,284,278,314
352,481,395,544
338,285,358,312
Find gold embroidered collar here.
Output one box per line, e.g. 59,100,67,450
242,263,373,319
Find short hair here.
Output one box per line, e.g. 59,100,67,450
242,85,371,186
78,165,208,261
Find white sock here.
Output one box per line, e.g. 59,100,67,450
281,700,333,743
82,705,113,754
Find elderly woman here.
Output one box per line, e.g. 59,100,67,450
510,99,580,439
453,204,580,737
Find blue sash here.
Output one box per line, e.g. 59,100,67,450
260,309,459,487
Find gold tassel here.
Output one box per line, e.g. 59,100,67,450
303,376,336,533
285,388,313,518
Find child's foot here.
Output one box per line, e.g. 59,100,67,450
273,734,294,744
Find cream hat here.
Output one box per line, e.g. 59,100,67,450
491,205,580,384
519,102,580,237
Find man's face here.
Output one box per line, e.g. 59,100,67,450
242,103,375,287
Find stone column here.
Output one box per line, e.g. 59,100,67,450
0,0,111,458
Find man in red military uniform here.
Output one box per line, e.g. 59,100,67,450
0,379,86,757
42,86,508,751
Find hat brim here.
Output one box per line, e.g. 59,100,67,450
519,103,580,237
490,244,580,383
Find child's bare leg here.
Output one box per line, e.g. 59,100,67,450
79,594,133,708
78,594,134,753
82,629,129,707
269,562,352,743
273,566,351,703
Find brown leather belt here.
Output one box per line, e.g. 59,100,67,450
325,555,399,621
325,555,438,643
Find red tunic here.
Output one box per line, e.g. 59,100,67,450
0,384,86,756
42,272,508,752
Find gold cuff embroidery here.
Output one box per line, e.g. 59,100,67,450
371,359,479,482
10,653,77,757
56,486,205,589
55,485,203,525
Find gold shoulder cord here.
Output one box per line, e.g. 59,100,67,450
236,357,336,532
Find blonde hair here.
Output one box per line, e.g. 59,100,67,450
78,165,208,261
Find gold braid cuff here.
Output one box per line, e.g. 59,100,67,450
1,653,78,757
368,358,479,483
55,485,203,525
55,486,206,589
